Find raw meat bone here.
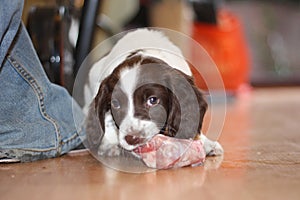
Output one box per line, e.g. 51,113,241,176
133,134,206,169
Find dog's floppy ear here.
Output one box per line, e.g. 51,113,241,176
94,77,112,133
191,82,207,134
85,101,104,153
166,69,207,139
84,77,111,152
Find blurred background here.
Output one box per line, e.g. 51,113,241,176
22,0,300,103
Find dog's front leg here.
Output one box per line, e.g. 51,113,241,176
98,112,121,156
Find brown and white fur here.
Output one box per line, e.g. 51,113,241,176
84,29,223,156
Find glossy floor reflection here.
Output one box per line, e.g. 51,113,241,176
1,88,300,200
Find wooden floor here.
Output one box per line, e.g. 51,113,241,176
1,88,300,200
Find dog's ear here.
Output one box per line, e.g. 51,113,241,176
84,77,111,152
94,77,111,133
166,69,207,139
85,101,104,153
191,83,207,134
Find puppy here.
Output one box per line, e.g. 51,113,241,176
84,29,223,156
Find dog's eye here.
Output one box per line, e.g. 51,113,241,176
147,96,160,107
111,99,121,109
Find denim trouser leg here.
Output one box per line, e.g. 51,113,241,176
0,23,85,162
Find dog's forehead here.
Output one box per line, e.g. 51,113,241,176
137,59,172,89
112,55,172,97
118,65,140,98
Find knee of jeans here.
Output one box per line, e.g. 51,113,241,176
0,55,85,162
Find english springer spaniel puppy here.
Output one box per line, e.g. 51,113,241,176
84,29,223,157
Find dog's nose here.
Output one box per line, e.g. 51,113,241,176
125,134,144,145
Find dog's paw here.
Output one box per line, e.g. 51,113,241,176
205,141,224,156
200,134,224,156
98,144,121,157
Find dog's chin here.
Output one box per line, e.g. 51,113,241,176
119,140,137,151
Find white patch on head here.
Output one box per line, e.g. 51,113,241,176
117,64,160,151
119,65,139,117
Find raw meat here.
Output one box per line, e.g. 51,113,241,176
133,134,206,169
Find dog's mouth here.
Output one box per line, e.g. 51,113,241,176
124,135,146,146
120,133,158,152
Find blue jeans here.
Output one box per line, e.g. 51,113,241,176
0,1,85,162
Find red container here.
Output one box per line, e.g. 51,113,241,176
191,10,250,92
